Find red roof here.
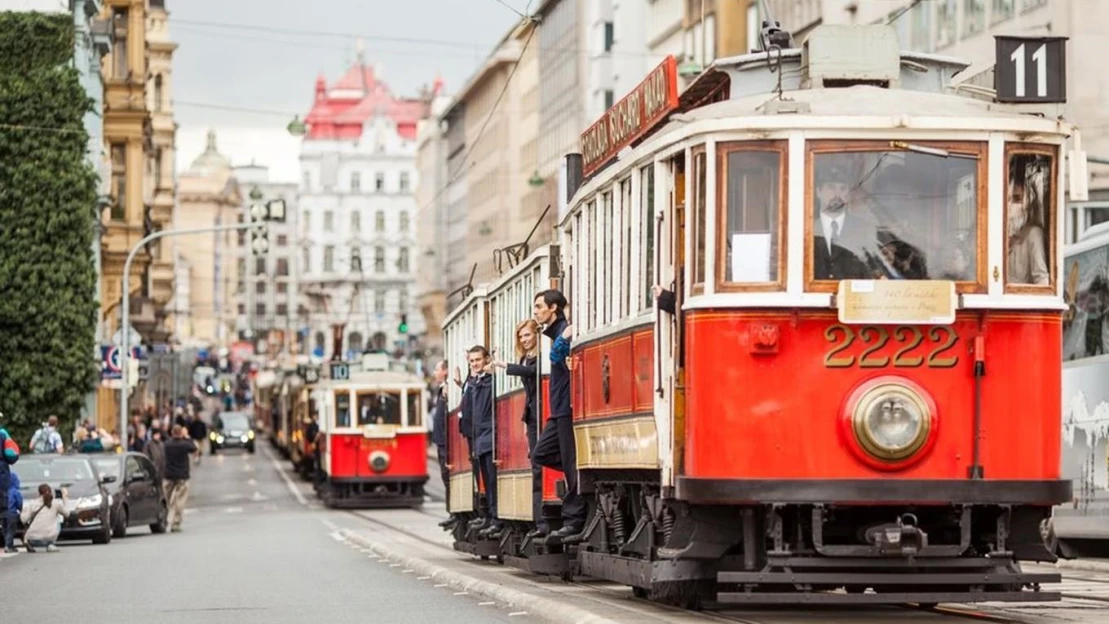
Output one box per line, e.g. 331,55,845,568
303,63,435,141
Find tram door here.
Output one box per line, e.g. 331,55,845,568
656,154,686,489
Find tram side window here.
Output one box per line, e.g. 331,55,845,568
809,145,980,286
335,392,351,428
358,391,402,426
406,391,422,427
692,149,707,287
719,144,784,285
1006,151,1053,288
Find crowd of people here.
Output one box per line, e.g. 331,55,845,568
430,288,588,543
0,401,209,554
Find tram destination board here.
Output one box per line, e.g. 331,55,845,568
994,36,1067,104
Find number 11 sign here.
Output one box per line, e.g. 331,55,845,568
995,36,1067,104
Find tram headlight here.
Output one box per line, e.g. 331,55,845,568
851,382,931,462
369,450,390,473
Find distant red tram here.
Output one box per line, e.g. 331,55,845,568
443,25,1084,607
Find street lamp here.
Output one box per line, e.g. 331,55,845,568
528,171,544,187
287,115,307,137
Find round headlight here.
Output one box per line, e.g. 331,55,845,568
852,382,931,462
369,451,390,473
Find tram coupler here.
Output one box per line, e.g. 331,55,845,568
867,513,928,556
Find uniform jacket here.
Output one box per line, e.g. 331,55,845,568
464,373,494,456
545,316,572,419
505,355,538,425
431,384,448,448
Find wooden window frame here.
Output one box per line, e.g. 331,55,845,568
1003,142,1058,295
803,139,989,294
640,164,657,312
715,140,789,293
691,145,708,295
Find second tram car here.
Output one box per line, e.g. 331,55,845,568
441,25,1082,607
313,356,429,508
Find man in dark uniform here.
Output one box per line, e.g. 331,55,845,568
431,360,458,529
531,289,587,543
812,161,879,281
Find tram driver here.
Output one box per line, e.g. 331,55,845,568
812,161,881,281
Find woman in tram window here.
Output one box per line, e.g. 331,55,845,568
490,319,546,538
1007,169,1050,286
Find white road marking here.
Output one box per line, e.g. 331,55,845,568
225,507,243,514
508,612,529,617
417,576,430,580
453,592,469,596
319,518,340,532
478,602,495,606
434,584,448,588
266,446,308,505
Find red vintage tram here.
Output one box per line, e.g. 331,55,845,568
443,24,1085,606
312,355,429,508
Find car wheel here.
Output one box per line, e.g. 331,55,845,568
92,515,112,545
112,506,129,539
247,443,255,454
210,446,218,455
150,502,168,534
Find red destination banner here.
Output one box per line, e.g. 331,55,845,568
580,56,680,177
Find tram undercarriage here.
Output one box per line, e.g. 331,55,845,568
315,477,426,509
557,473,1064,607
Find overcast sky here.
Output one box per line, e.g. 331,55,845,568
171,0,524,182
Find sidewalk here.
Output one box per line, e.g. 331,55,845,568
1055,557,1109,574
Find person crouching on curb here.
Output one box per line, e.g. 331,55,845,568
21,483,67,553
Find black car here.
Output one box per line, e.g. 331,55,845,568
87,452,168,538
210,410,256,454
13,455,114,545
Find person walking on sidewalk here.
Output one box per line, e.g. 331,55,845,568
163,425,198,532
29,415,64,454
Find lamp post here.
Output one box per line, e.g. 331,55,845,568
120,222,259,445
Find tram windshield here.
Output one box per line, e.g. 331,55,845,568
357,391,402,426
809,146,980,285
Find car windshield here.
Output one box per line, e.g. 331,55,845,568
13,458,94,487
219,412,250,430
90,457,122,480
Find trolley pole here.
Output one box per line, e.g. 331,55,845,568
119,223,258,444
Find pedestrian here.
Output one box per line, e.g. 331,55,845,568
145,428,166,482
187,414,207,465
430,360,457,530
4,471,21,553
29,415,64,454
531,289,586,542
0,411,20,524
490,319,546,538
20,483,66,552
463,346,499,537
163,424,198,532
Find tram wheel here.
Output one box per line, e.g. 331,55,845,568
632,586,649,599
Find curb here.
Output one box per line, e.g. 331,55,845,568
340,529,624,624
1055,558,1109,574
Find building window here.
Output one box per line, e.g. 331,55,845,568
323,210,334,232
374,290,385,313
301,210,310,233
112,8,128,79
277,303,288,316
277,282,287,293
911,0,932,51
351,210,361,232
302,248,311,273
992,0,1015,23
963,0,985,37
374,247,385,273
255,257,266,274
398,247,409,273
276,258,289,276
303,171,311,190
276,234,287,246
746,1,760,52
398,289,408,312
154,75,163,111
256,303,266,316
937,0,956,48
110,143,126,220
375,210,385,232
351,172,361,193
399,212,409,232
399,172,410,192
603,90,614,110
237,304,245,315
603,21,614,52
375,172,385,192
324,246,335,272
350,248,360,273
1021,0,1047,12
256,281,266,294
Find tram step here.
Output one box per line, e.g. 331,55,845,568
717,571,1061,585
715,590,1061,604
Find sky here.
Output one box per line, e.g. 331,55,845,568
171,0,526,182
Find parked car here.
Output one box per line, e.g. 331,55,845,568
12,455,114,545
86,452,168,537
210,410,256,454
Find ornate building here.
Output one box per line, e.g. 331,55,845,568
298,54,436,362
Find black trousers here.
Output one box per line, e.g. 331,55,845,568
526,418,546,530
464,437,480,512
435,444,449,491
532,416,585,527
478,451,497,521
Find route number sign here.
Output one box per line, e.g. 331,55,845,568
994,36,1067,103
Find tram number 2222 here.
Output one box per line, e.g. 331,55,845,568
822,325,959,369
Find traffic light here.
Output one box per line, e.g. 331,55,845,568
249,202,269,257
398,313,408,335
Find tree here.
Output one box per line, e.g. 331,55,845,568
0,13,99,444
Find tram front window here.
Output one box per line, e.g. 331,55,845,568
357,391,402,426
810,145,980,286
335,392,351,428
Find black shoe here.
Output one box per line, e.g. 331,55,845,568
524,527,548,540
24,543,35,553
468,517,486,529
438,516,458,528
546,524,583,544
479,523,503,539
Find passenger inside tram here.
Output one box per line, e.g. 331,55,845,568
357,392,402,426
811,149,978,283
1007,155,1051,286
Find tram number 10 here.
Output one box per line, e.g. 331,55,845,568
822,325,959,369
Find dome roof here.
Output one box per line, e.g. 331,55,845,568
188,129,231,176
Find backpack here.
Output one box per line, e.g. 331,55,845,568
32,427,56,454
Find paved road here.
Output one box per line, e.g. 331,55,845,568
0,444,512,623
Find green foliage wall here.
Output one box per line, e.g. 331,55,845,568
0,12,99,444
